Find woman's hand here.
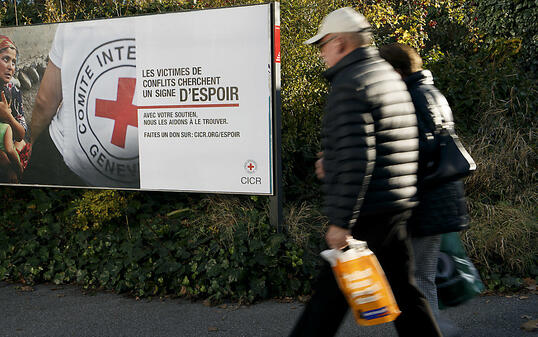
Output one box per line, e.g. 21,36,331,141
0,91,12,123
0,91,25,142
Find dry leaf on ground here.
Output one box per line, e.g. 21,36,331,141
521,319,538,332
17,286,34,292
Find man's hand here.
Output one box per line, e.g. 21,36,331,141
325,225,351,249
315,151,325,180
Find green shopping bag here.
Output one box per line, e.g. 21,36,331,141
435,232,485,309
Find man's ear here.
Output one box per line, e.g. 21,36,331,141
335,36,346,54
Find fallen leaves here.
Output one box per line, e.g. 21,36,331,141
297,295,310,303
16,286,34,292
276,296,294,303
520,319,538,332
523,278,537,294
179,286,187,296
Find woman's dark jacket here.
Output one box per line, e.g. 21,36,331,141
321,47,419,229
404,70,469,236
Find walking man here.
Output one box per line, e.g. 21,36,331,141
289,8,441,337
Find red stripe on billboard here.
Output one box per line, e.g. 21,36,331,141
274,25,281,63
139,104,239,109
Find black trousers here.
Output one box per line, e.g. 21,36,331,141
289,210,442,337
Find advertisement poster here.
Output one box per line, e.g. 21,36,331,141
0,4,275,195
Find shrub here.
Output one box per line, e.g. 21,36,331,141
0,192,324,303
463,201,537,276
475,0,538,73
72,190,129,231
428,36,537,283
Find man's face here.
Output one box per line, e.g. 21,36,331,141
318,34,340,68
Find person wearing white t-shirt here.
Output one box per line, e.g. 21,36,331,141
22,54,83,185
23,20,139,188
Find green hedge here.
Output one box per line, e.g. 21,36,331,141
0,189,326,302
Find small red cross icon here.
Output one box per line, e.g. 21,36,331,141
247,163,255,171
95,78,138,148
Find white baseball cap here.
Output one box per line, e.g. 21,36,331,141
304,7,371,45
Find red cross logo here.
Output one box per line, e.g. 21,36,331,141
95,77,138,148
244,160,257,174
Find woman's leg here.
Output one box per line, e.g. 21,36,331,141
411,234,442,318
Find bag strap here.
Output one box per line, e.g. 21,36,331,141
446,128,477,171
435,102,476,170
431,104,452,132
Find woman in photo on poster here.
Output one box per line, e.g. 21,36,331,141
0,35,29,183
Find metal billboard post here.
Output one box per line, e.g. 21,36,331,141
269,2,283,232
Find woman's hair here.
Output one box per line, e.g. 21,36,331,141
0,35,17,57
379,43,423,77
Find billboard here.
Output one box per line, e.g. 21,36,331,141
0,4,278,195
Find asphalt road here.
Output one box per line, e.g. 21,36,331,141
0,282,536,337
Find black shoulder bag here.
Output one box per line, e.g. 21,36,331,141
421,121,476,188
